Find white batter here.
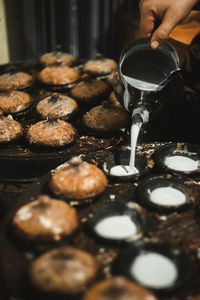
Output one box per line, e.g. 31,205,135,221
110,165,139,176
124,75,159,92
131,252,178,289
129,122,142,173
109,120,141,177
114,66,150,177
164,155,198,172
94,215,137,240
150,186,186,206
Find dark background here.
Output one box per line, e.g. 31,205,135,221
5,0,139,62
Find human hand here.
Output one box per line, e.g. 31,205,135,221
139,0,198,49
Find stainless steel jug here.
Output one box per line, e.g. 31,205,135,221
113,37,180,114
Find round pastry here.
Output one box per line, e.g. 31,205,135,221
83,101,130,134
0,90,33,114
83,57,117,76
49,156,108,200
38,65,80,86
29,246,98,294
0,110,23,143
0,72,34,91
36,92,78,120
13,195,78,242
26,119,76,147
39,50,76,66
70,79,111,106
83,277,157,300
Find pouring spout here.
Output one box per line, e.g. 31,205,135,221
132,106,149,124
157,68,181,91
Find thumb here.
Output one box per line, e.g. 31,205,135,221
150,10,178,49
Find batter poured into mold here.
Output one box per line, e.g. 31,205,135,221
150,186,186,206
110,165,139,176
164,155,198,172
110,121,141,176
131,252,178,289
94,215,137,240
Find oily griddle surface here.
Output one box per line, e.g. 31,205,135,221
1,147,200,300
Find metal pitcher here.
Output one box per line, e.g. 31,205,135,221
113,37,180,115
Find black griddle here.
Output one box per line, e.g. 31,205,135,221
0,145,200,300
1,59,200,300
0,60,127,182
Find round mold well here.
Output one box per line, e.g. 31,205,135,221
101,150,150,182
113,240,194,292
154,143,200,176
87,202,146,245
136,174,196,213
